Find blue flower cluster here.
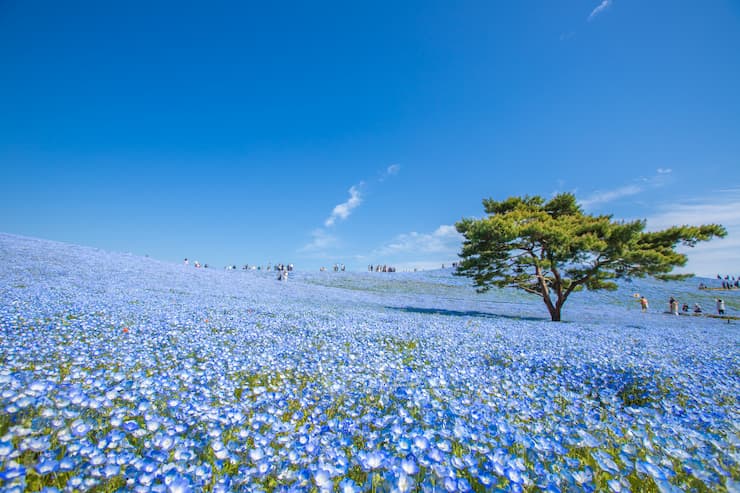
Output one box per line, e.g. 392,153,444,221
0,234,738,492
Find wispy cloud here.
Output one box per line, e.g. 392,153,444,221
580,184,643,208
645,200,740,231
300,165,401,255
392,260,458,272
322,165,400,228
368,224,463,271
299,228,338,253
645,196,740,277
580,169,672,208
324,185,363,227
379,164,401,181
588,0,612,21
560,32,576,41
375,225,462,256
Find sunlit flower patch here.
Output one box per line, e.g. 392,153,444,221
0,234,738,492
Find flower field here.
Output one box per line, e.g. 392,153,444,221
0,233,738,492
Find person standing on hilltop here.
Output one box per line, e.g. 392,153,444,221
669,297,679,315
717,299,726,316
640,296,649,312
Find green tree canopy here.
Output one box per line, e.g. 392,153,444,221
455,193,727,321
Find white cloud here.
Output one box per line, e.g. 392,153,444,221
376,225,462,256
580,170,672,209
392,260,459,272
300,228,338,252
303,165,400,258
645,198,740,277
379,164,401,182
645,200,740,231
580,184,643,208
324,185,363,227
367,225,463,271
588,0,612,21
386,164,400,176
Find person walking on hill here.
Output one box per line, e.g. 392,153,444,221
669,297,679,315
640,296,649,312
717,299,726,316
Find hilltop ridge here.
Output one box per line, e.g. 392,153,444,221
1,232,734,324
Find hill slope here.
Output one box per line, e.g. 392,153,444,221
0,233,738,492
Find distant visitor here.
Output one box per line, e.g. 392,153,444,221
640,296,649,312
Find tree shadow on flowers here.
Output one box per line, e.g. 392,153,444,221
385,305,551,322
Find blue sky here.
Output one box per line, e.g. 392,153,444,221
1,1,739,274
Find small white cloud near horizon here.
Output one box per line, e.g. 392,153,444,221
645,200,740,232
369,224,462,271
376,224,463,257
392,260,459,272
588,0,612,21
324,185,363,227
644,196,740,277
300,228,338,253
657,168,672,174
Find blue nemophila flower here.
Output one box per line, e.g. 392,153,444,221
248,446,265,462
413,435,430,451
592,450,620,475
67,476,84,489
35,458,59,475
0,466,26,481
166,474,193,493
313,468,332,490
69,419,92,437
338,478,362,493
400,456,418,475
57,456,76,471
359,450,386,471
0,440,14,458
607,478,629,492
636,459,668,480
506,465,524,484
655,478,684,493
394,471,415,492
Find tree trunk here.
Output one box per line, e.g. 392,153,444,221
552,296,566,322
542,295,562,321
540,282,564,321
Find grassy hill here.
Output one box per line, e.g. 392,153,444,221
0,233,738,492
